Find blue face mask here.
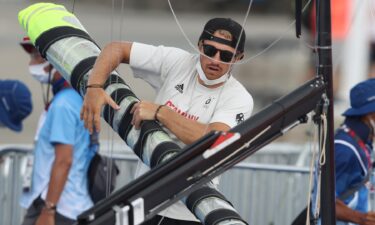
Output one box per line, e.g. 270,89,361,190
52,77,67,95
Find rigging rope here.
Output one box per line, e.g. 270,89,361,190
306,119,319,225
304,110,328,225
167,0,315,65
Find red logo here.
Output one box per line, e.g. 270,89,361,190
165,100,199,121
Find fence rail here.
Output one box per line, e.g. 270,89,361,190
0,143,340,225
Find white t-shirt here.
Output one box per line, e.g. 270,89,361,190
129,42,254,221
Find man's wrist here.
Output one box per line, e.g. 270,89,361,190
154,105,164,122
86,83,104,89
353,211,366,224
43,200,56,214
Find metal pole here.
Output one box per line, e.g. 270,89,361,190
316,0,336,224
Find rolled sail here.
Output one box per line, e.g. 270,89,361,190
18,3,247,225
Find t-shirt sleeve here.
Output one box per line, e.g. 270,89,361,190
129,42,190,90
210,93,253,128
47,100,77,146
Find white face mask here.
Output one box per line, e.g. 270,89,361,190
196,60,229,86
28,61,51,83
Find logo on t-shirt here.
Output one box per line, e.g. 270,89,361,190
236,113,245,124
175,84,184,94
165,100,199,121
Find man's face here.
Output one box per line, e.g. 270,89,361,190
28,48,58,83
199,32,241,80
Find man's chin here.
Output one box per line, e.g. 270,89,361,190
204,70,221,78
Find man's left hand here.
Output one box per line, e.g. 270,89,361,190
130,101,159,129
36,208,55,225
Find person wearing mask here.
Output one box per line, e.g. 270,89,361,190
19,37,96,225
20,36,58,141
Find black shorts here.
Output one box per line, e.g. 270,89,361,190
21,196,75,225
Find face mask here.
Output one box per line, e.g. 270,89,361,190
196,60,229,86
28,61,50,83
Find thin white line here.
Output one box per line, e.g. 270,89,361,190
335,139,368,176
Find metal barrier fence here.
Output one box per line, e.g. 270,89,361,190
0,145,32,225
0,143,319,225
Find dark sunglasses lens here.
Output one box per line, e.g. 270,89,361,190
203,44,234,62
220,51,234,62
203,45,218,57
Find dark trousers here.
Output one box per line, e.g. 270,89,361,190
141,215,202,225
21,197,75,225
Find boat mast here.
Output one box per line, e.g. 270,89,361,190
316,0,336,224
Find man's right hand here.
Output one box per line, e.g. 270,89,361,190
362,212,375,225
80,87,120,134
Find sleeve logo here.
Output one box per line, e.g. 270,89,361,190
236,113,244,124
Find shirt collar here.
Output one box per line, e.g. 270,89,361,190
344,117,373,147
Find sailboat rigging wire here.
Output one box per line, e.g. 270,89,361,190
167,0,253,66
106,0,127,197
228,0,252,69
72,0,76,14
105,0,117,199
370,0,375,22
168,0,315,66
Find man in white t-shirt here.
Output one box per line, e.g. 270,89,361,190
81,18,253,225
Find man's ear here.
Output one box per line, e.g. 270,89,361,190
198,40,204,49
236,53,244,61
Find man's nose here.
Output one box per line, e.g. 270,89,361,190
213,51,221,61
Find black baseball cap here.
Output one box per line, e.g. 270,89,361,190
199,18,246,53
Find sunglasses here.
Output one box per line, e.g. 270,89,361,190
202,44,235,63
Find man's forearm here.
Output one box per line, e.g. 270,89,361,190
88,41,132,85
157,106,230,145
45,144,73,206
336,199,366,224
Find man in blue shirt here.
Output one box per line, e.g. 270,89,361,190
20,40,95,225
292,79,375,225
333,79,375,224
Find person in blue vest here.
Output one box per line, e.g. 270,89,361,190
292,79,375,225
333,79,375,224
0,79,32,132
